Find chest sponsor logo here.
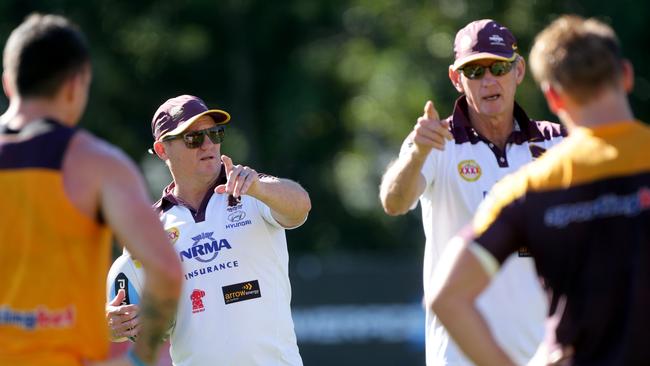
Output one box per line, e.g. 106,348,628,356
191,289,206,313
544,187,650,228
222,280,261,305
458,159,482,182
226,210,252,229
0,305,75,330
183,260,239,281
228,210,246,222
179,232,232,263
167,227,180,245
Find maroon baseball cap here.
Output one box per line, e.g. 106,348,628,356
451,19,518,71
151,95,231,141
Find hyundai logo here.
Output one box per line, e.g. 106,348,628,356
228,211,246,223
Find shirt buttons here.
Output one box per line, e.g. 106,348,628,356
499,157,506,163
488,143,494,148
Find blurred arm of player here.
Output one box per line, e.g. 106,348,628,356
429,237,517,366
215,154,311,228
379,100,452,216
67,133,182,366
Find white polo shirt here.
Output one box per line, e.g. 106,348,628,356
404,96,565,365
154,176,303,366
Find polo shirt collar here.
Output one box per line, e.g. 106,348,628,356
450,95,545,144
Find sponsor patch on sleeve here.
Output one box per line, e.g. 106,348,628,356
222,280,262,305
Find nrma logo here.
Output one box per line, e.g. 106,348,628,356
180,232,232,263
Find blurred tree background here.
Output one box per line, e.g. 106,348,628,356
0,0,648,256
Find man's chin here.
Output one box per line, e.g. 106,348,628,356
196,166,221,178
480,103,508,118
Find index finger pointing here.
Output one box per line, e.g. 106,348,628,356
424,100,440,121
221,154,234,174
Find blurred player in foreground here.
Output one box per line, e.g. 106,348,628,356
0,13,181,366
431,15,649,366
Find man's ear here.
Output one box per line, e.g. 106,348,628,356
541,82,563,115
515,57,526,85
53,72,78,105
448,66,464,93
2,72,13,99
621,59,634,93
153,141,168,160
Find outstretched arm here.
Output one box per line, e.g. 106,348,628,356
429,238,516,366
216,154,311,228
379,147,428,216
379,100,451,215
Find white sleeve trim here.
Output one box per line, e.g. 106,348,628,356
468,242,500,277
253,198,307,230
254,198,283,229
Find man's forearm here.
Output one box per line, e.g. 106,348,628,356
251,177,311,228
379,147,428,215
430,244,517,366
132,285,178,363
434,299,517,366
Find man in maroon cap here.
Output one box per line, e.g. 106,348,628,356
106,95,311,365
380,19,565,365
431,15,648,365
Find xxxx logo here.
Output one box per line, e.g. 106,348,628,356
242,282,253,290
458,160,482,182
167,227,180,244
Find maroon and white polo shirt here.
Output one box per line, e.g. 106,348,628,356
402,96,565,365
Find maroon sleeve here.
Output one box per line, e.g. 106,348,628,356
472,195,527,265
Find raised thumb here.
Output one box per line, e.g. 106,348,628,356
109,289,126,306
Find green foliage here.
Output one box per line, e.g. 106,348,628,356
1,0,647,253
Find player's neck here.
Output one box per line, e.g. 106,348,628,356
561,90,634,130
468,108,514,150
0,97,73,128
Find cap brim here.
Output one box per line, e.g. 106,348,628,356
452,52,517,71
159,109,231,140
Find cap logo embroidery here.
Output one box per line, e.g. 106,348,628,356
488,34,505,46
170,106,184,122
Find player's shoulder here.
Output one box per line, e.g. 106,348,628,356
70,130,127,158
484,141,568,206
64,129,146,197
504,139,570,197
68,130,138,171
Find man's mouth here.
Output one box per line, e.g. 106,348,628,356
483,93,501,101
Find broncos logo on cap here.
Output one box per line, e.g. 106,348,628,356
170,106,184,122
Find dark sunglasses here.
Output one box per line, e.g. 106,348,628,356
458,60,515,80
161,126,225,149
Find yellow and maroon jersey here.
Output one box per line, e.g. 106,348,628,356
0,119,111,366
470,120,650,365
